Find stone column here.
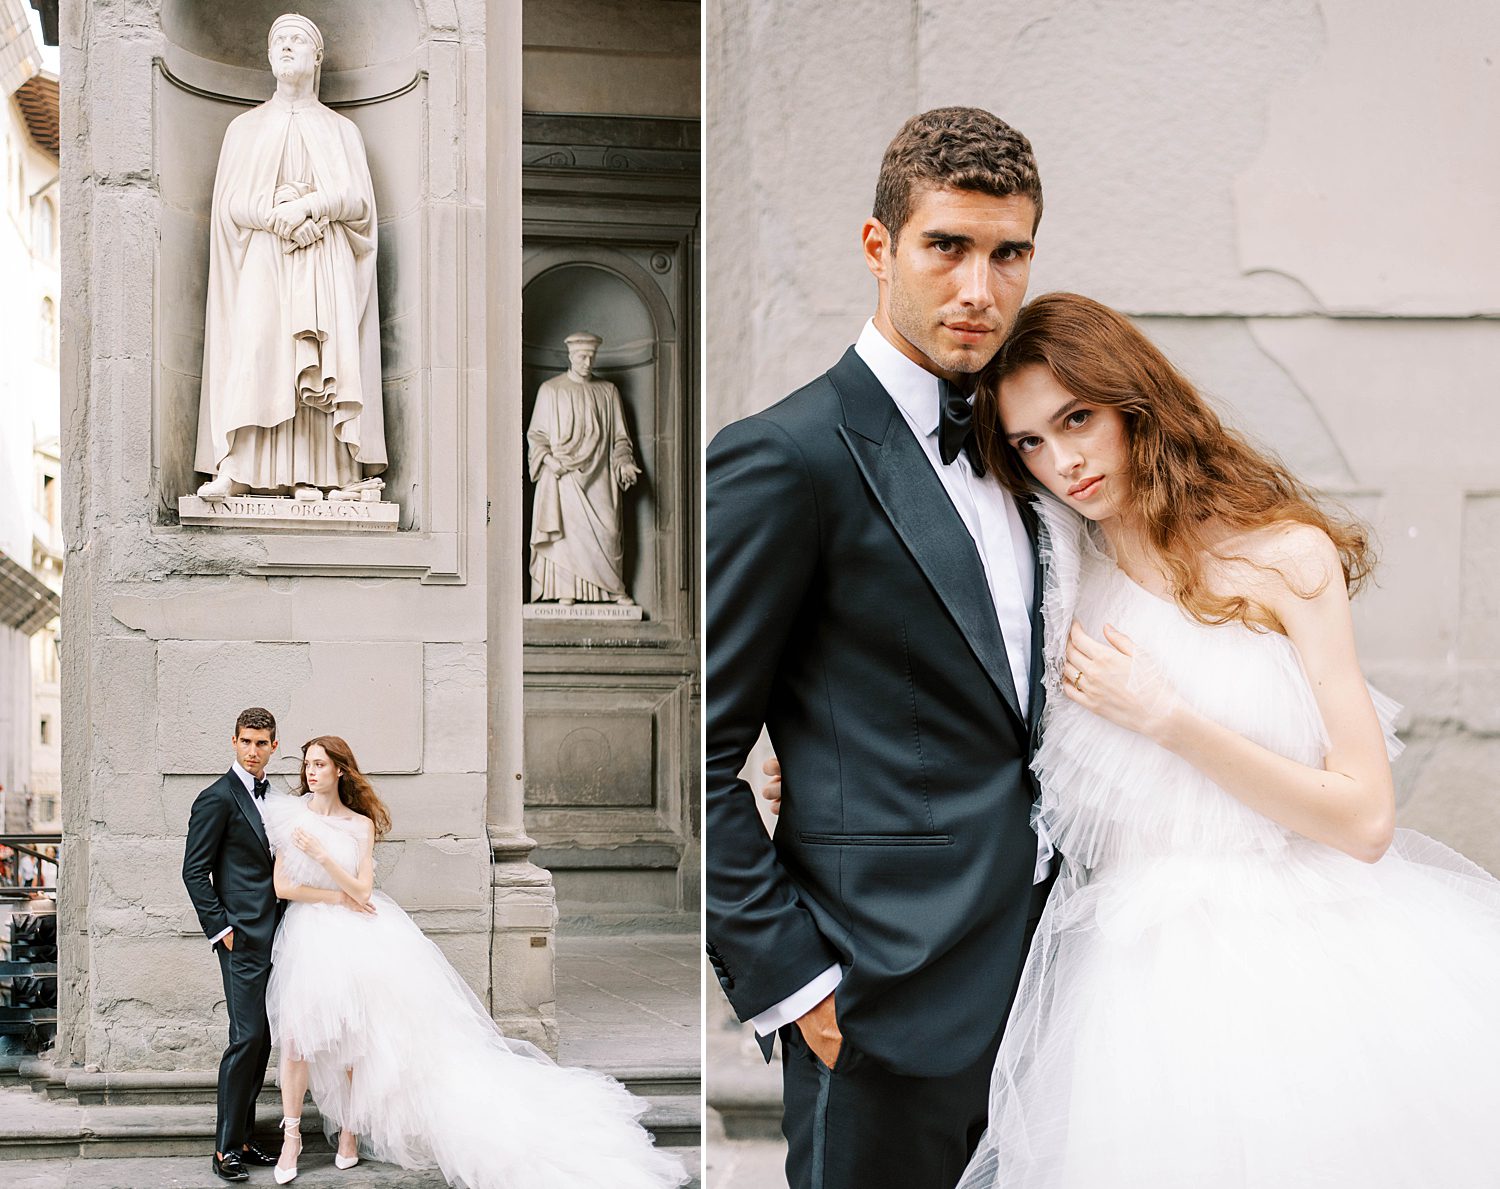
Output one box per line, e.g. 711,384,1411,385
487,0,559,1051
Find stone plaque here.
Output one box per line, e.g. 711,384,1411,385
524,711,653,807
521,603,644,621
178,494,399,531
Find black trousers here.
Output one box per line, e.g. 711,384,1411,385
780,1023,1003,1189
215,942,273,1153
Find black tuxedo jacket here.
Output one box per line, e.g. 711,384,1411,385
182,771,280,954
706,346,1049,1078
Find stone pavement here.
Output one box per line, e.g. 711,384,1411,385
702,1123,786,1189
0,1150,704,1188
0,1153,454,1188
554,933,700,1072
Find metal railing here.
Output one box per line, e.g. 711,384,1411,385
0,834,60,896
0,834,61,1044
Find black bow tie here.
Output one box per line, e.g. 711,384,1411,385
937,380,986,477
252,778,269,800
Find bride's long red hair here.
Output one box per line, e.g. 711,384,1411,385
298,735,392,839
974,292,1374,629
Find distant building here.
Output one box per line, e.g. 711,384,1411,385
1,0,61,836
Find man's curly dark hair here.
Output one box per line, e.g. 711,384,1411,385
873,107,1043,243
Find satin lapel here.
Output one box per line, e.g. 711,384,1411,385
1016,494,1047,746
229,774,271,857
836,408,1027,732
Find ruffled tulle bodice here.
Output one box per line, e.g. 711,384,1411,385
262,794,365,889
1030,517,1402,871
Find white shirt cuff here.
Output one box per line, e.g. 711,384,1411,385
750,963,842,1037
208,926,232,945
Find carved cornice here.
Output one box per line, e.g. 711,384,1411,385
522,112,699,180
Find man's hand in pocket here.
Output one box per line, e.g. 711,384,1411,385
795,991,841,1070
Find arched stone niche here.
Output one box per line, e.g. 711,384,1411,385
521,253,679,625
153,0,431,529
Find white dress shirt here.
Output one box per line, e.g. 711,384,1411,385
749,321,1051,1038
207,761,274,946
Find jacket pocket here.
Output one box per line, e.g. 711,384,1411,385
797,832,952,846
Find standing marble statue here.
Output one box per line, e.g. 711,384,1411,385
527,333,642,605
194,13,387,503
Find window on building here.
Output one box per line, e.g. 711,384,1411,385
41,472,58,527
38,628,59,684
7,139,20,216
40,297,56,364
33,196,55,259
39,716,51,746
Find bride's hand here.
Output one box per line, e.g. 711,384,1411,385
1062,621,1183,740
759,756,783,816
292,826,329,864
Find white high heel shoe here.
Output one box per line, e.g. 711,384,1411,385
334,1133,359,1170
273,1116,301,1185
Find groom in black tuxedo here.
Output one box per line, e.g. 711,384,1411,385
706,108,1053,1188
182,707,284,1182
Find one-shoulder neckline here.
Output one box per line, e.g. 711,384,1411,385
1110,562,1288,641
300,803,365,825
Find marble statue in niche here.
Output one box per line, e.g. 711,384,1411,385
527,333,642,607
190,13,389,513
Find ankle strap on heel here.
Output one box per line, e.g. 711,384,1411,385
280,1117,301,1133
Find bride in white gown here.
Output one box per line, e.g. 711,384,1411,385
951,293,1500,1188
261,734,687,1188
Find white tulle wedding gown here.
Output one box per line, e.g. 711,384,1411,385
958,498,1500,1189
261,795,687,1189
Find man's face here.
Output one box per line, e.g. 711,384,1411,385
567,345,597,379
233,728,277,778
269,25,320,86
865,186,1037,381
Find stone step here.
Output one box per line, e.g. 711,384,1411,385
554,904,699,936
539,842,695,934
589,1063,701,1099
0,1147,703,1188
0,1084,699,1159
10,1059,699,1106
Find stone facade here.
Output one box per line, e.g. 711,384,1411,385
520,2,701,927
58,0,555,1075
522,0,700,120
0,2,60,838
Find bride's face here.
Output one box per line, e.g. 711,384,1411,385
999,363,1130,522
303,745,341,795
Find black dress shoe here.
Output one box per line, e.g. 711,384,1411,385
213,1151,250,1182
240,1139,279,1166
